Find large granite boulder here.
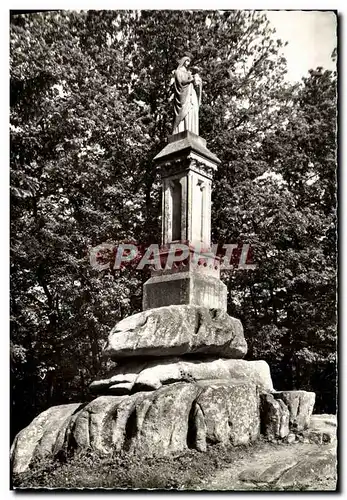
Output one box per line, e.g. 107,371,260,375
10,403,83,475
11,380,260,474
90,358,273,394
195,380,260,450
104,305,247,359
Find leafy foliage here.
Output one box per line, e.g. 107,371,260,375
10,10,337,438
218,66,337,411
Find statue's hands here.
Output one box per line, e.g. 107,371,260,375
193,73,202,86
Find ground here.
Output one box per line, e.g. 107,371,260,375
12,438,337,491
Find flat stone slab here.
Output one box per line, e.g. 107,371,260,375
302,414,337,444
154,130,220,166
310,414,337,430
90,358,274,394
238,457,299,483
282,414,337,444
199,441,337,491
103,305,247,360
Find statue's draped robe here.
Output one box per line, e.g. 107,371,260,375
173,67,201,135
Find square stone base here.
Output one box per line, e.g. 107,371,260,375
142,271,227,311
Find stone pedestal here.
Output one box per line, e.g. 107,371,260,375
143,270,227,311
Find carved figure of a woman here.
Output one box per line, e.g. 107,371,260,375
172,56,202,135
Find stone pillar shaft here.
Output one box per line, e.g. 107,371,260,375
143,130,226,311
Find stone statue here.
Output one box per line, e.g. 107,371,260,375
172,56,202,136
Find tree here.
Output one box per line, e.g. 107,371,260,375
217,66,337,412
10,10,150,437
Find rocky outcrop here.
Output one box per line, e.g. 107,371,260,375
90,358,274,395
10,403,83,475
11,301,321,481
260,390,318,440
204,441,337,491
274,390,316,431
104,305,247,359
195,380,260,448
11,380,260,474
300,414,337,444
260,393,290,440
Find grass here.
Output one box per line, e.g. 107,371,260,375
13,440,270,490
12,438,337,491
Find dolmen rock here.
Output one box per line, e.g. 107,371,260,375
10,304,318,476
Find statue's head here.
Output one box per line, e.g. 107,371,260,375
178,55,192,68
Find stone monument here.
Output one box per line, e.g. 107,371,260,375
144,55,226,311
11,57,321,476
